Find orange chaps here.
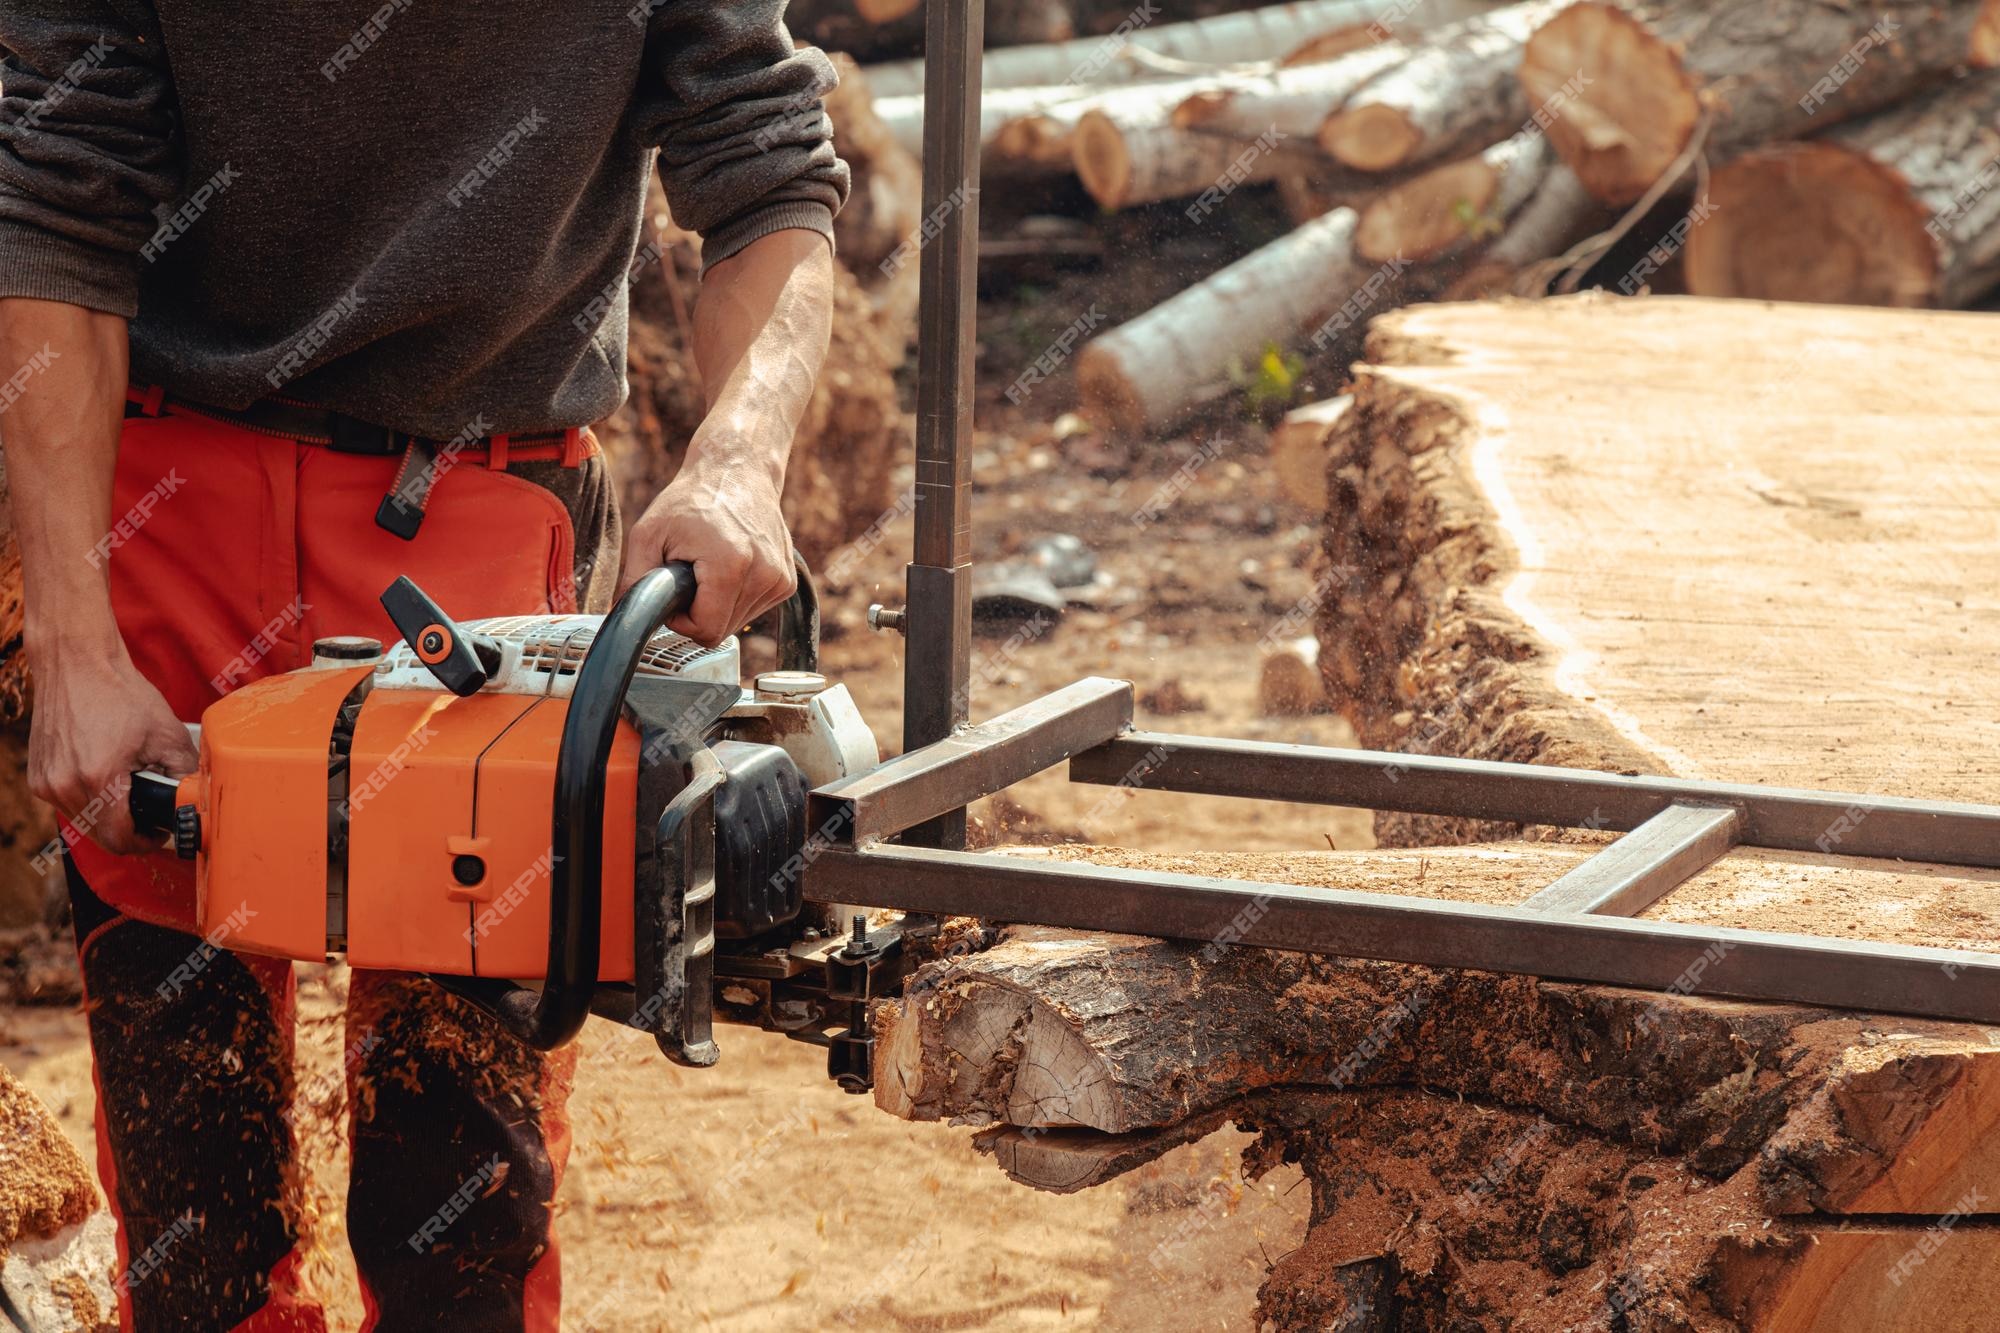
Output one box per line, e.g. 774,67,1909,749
64,405,610,1332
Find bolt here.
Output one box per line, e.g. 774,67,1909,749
850,913,867,947
867,604,907,634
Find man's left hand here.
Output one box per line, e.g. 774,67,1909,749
618,437,796,646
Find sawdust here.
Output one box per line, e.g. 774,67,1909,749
0,1059,94,1250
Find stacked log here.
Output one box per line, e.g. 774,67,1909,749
1684,73,2000,309
1520,0,2000,205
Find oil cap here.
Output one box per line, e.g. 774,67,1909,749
754,670,828,698
312,636,385,668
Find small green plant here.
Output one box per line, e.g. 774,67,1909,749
1453,196,1503,242
1231,341,1305,419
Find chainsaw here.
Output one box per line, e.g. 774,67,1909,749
130,561,913,1089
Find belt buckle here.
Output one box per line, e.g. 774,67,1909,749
329,414,395,455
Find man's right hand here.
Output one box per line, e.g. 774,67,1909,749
27,644,197,854
0,295,182,857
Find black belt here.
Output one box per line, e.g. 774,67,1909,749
126,387,580,540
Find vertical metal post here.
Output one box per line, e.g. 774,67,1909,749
901,0,983,850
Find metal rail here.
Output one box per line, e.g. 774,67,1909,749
1520,804,1740,916
808,842,2000,1023
810,678,1132,847
1068,733,2000,869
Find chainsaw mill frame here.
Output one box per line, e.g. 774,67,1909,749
796,0,2000,1030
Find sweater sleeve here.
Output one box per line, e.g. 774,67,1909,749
634,0,850,271
0,0,183,318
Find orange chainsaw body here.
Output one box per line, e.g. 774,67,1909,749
182,663,638,980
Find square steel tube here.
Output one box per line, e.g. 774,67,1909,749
1069,733,2000,869
810,677,1134,848
804,843,2000,1025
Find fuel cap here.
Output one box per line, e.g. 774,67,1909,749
754,670,828,697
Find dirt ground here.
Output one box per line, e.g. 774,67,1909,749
0,340,1375,1328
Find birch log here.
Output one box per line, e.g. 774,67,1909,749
1684,73,2000,309
1072,114,1315,209
1522,0,2000,205
1317,0,1561,172
1353,132,1550,263
872,84,1093,162
1439,163,1605,296
1076,207,1381,431
1169,40,1410,140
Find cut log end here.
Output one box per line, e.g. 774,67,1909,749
1521,1,1700,205
1281,23,1384,67
1075,342,1145,436
1355,153,1499,263
1977,1,2000,66
1320,102,1423,172
1072,109,1133,210
1684,144,1938,307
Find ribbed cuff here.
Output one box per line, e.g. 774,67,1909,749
0,218,139,318
700,199,836,274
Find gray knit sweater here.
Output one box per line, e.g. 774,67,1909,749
0,1,849,437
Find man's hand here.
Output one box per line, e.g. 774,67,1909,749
1,296,191,854
620,434,796,646
617,229,831,644
28,647,197,854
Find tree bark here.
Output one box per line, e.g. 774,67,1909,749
1317,0,1560,173
1522,0,2000,205
1075,207,1378,432
1072,110,1325,209
1685,73,2000,309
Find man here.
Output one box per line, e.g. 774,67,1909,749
0,1,845,1327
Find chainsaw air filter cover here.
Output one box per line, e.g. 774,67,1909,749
708,740,809,938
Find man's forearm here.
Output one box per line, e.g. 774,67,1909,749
0,297,129,663
687,229,834,485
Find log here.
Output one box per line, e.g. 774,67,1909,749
1269,395,1350,510
1437,163,1605,297
1353,132,1551,264
1072,109,1333,210
1317,0,1561,173
878,297,2000,1327
1522,0,2000,205
1257,636,1327,713
1075,207,1380,432
1684,73,2000,309
1168,41,1409,141
858,0,1432,102
871,84,1088,163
